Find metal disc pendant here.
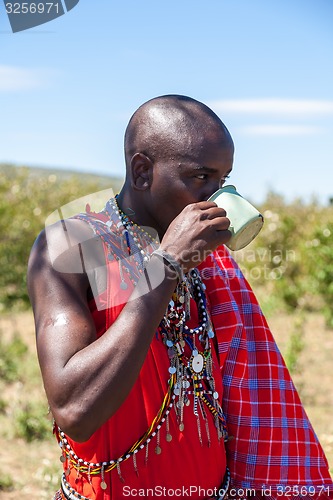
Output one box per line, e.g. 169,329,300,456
65,468,70,476
155,445,162,455
60,455,66,463
101,481,107,490
169,366,176,374
191,353,204,374
166,433,173,442
120,281,128,290
179,422,185,432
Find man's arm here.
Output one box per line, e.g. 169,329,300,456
28,202,231,443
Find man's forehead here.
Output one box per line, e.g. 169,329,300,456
177,148,234,173
180,138,234,161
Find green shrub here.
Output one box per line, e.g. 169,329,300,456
0,334,28,382
0,164,120,311
15,402,51,442
284,316,305,374
0,399,7,414
238,192,333,324
308,222,333,327
0,473,14,491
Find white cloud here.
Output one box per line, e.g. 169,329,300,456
210,99,333,115
0,65,46,91
239,125,323,136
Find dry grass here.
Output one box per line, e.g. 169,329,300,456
0,310,332,499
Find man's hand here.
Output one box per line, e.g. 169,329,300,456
160,201,231,273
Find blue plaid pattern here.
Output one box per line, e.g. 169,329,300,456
198,247,333,498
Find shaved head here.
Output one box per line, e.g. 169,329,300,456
124,95,233,171
118,95,235,235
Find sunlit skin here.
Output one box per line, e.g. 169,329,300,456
27,95,234,442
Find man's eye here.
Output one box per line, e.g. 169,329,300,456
221,175,230,185
195,174,208,180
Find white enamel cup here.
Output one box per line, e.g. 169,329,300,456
208,185,264,251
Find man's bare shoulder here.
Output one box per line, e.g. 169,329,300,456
29,217,104,277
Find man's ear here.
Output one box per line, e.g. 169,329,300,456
130,153,153,191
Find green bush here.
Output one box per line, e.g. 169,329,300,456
308,222,333,327
0,334,28,382
0,164,120,311
15,401,51,442
0,399,7,414
0,473,14,491
237,192,333,325
284,316,305,374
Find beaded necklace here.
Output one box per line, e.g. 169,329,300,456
157,267,228,444
56,197,228,490
73,197,160,291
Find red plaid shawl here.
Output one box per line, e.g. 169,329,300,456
199,246,333,499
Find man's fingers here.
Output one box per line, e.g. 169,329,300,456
196,200,219,210
201,206,228,220
208,215,231,231
213,228,233,246
187,201,227,220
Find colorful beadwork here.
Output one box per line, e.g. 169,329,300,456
158,268,228,440
56,373,176,478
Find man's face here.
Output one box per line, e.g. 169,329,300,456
146,140,234,234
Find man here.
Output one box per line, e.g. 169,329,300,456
28,95,332,500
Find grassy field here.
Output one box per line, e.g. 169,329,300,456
0,307,332,499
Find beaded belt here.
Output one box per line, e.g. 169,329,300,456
56,468,230,500
211,468,230,499
53,474,90,500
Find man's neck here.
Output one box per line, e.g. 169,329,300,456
116,188,163,241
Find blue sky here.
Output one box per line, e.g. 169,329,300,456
0,0,333,203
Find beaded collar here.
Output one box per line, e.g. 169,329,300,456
56,197,228,489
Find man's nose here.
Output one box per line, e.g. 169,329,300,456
205,182,220,201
